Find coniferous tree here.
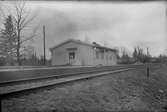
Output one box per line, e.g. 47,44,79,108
0,15,17,65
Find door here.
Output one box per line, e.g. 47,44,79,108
69,52,75,65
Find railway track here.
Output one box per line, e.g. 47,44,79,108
0,67,141,97
0,64,144,86
0,64,160,112
0,64,159,94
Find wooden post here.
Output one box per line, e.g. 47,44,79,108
43,25,46,65
147,66,149,78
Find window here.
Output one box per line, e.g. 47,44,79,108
101,53,104,59
69,52,75,59
110,55,112,60
96,51,99,59
112,55,115,60
106,55,108,60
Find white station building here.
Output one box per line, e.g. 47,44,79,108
50,39,118,66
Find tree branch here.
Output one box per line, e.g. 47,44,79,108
20,25,39,44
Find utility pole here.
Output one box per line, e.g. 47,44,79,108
146,47,150,63
43,25,46,65
146,47,150,77
147,47,150,57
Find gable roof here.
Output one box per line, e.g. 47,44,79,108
50,39,117,52
50,39,92,51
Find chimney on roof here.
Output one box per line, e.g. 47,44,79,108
92,42,101,47
92,42,97,44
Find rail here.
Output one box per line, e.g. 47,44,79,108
0,64,145,84
0,65,144,86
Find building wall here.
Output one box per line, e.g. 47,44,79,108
79,45,94,66
92,49,117,66
51,41,117,66
51,42,82,65
107,51,117,65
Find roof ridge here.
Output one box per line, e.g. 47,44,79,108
50,39,117,52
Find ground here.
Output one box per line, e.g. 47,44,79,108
2,64,167,112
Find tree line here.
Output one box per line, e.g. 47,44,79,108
0,1,49,66
118,47,167,64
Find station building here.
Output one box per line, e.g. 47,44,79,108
50,39,118,66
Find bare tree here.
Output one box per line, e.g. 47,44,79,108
117,47,131,64
4,1,38,65
132,46,151,63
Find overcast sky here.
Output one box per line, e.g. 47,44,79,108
0,1,166,59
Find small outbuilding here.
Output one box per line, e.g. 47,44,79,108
50,39,118,66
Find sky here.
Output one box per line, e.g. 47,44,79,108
0,1,166,59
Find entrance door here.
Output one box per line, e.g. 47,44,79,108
69,52,75,65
